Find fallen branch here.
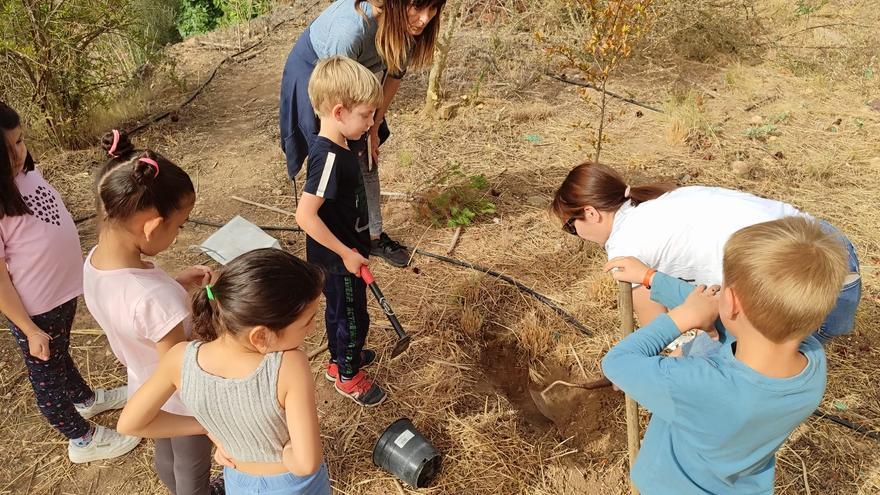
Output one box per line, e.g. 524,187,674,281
307,344,328,359
231,195,295,216
197,40,238,50
447,226,463,255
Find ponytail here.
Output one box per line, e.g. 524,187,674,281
551,162,676,220
96,129,194,221
188,249,324,343
191,285,220,342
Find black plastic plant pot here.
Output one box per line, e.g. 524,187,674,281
372,418,442,488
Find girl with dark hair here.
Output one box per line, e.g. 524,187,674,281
280,0,446,268
118,248,330,495
551,161,860,344
0,102,136,463
83,129,215,492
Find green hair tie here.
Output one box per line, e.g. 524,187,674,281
205,284,216,301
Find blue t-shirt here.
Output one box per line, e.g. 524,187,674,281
309,0,407,78
602,272,826,494
302,137,370,274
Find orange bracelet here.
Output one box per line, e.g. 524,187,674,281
642,268,657,289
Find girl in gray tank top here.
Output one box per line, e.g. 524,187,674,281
118,249,330,494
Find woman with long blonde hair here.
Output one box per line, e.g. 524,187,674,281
280,0,445,268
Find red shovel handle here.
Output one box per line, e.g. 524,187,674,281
353,249,374,283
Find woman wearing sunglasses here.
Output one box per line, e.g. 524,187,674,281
550,161,860,343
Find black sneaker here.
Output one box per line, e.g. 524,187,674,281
370,233,410,268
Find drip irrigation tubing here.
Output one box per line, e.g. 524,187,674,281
410,248,592,336
812,410,880,441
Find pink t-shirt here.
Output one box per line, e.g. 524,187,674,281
83,248,192,415
0,168,83,315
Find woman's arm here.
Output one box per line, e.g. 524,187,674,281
280,350,324,476
368,76,402,163
0,260,50,360
117,342,205,438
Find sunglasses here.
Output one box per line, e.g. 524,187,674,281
562,215,580,236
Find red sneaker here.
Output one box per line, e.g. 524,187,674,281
324,349,376,382
334,371,387,407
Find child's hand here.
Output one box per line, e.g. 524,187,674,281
603,256,651,285
668,285,720,333
175,265,212,291
208,433,235,468
26,327,52,361
342,250,368,277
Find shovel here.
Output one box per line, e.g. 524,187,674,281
529,376,613,420
360,264,411,358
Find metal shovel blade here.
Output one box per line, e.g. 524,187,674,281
391,334,411,358
529,377,614,421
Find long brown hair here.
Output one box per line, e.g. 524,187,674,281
551,162,676,220
358,0,446,76
191,248,324,342
0,102,35,218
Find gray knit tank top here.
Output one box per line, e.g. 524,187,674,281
179,341,289,462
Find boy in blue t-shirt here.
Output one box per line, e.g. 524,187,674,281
295,56,386,407
601,217,849,494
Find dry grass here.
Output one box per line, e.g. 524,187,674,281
1,0,879,493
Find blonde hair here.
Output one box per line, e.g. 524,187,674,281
723,216,848,343
308,56,382,117
357,0,445,76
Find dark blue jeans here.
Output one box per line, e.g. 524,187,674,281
9,298,93,439
323,272,370,379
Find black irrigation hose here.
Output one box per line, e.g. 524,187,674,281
187,217,302,232
813,410,880,442
410,248,592,336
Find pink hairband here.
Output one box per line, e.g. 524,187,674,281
108,129,120,157
624,185,632,199
138,157,160,177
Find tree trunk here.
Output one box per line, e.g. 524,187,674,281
424,0,467,116
594,78,608,163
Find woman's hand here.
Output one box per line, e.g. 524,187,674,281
368,125,380,168
603,256,652,285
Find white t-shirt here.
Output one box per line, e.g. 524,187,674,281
83,247,192,415
605,186,807,286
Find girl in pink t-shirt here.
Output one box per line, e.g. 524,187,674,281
0,102,137,464
83,130,214,494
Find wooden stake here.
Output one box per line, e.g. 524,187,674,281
618,281,640,495
231,195,295,216
447,226,463,255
